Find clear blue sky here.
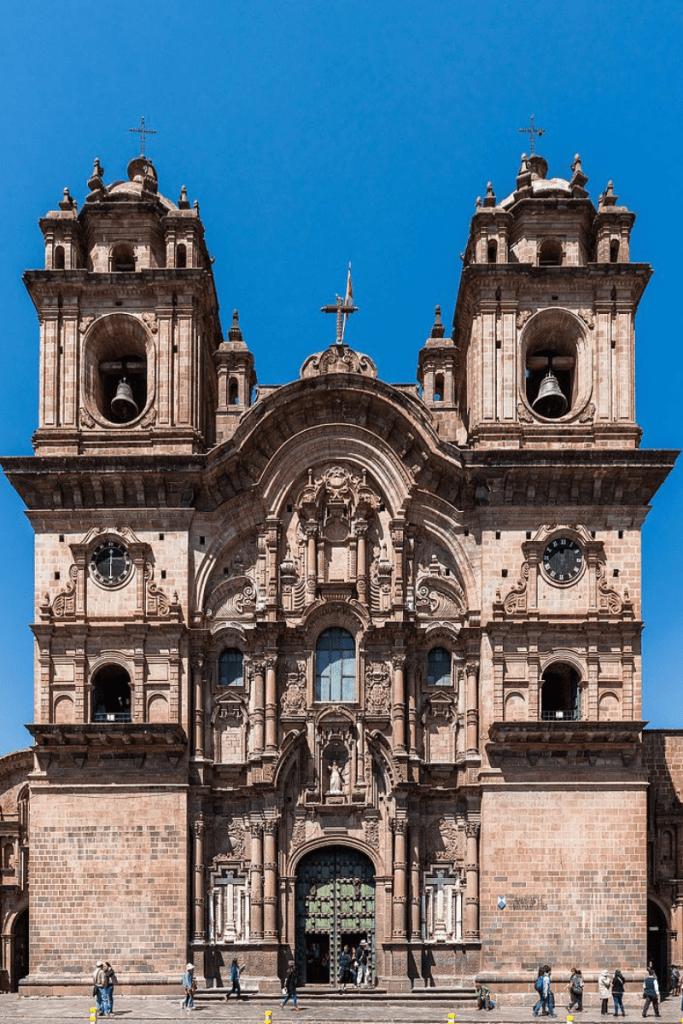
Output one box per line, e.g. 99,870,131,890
0,0,681,754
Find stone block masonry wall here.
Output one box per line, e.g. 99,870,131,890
479,783,647,990
27,786,188,992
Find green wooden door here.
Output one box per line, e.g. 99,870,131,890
295,846,375,985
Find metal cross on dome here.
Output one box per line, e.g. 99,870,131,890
129,116,157,157
320,267,358,346
519,114,546,154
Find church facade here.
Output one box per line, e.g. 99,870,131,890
0,149,678,996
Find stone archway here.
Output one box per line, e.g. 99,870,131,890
295,846,375,986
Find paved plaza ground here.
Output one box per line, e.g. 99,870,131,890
0,994,679,1024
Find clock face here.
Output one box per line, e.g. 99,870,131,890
543,537,583,583
90,540,132,587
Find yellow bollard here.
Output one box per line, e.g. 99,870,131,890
447,1014,456,1024
568,1017,574,1023
89,1009,98,1024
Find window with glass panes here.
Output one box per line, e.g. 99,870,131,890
427,647,451,686
219,648,244,687
315,628,356,702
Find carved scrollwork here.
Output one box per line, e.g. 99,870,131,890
364,817,380,851
51,563,79,619
578,401,596,424
517,401,533,424
516,308,535,330
495,562,529,615
206,575,258,621
145,565,181,619
280,660,307,717
427,817,461,862
597,562,632,616
140,312,158,334
577,308,595,330
79,406,96,429
300,343,378,379
365,664,391,716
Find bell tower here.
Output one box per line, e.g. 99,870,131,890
27,155,223,456
454,152,647,448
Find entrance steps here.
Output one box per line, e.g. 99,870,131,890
196,985,478,1003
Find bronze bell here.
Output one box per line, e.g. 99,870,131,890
532,370,567,418
111,377,139,421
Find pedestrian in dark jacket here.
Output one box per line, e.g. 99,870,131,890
642,969,660,1018
612,970,626,1017
567,968,584,1013
281,961,300,1010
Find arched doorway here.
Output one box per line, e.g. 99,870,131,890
295,846,375,986
647,900,668,988
12,909,29,990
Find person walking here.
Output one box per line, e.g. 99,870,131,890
533,965,556,1017
567,968,584,1013
642,968,660,1018
612,969,626,1017
226,958,242,1000
600,969,613,1015
93,960,111,1017
281,961,300,1010
181,964,196,1012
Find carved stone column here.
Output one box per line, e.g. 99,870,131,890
265,655,278,752
406,655,417,754
464,821,480,939
263,819,279,940
355,520,369,605
193,816,206,941
305,523,317,602
466,661,479,755
392,652,406,752
250,660,265,756
192,656,205,758
410,823,421,938
249,822,264,939
392,817,408,938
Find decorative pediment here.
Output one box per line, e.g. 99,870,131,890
300,342,378,379
423,691,457,721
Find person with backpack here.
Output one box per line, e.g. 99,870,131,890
567,967,584,1012
612,969,626,1017
281,960,300,1011
642,968,660,1018
533,965,556,1017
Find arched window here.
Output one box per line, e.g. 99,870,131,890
111,243,136,272
540,662,580,720
434,373,444,402
315,627,355,702
487,239,498,264
427,647,451,686
218,648,244,687
610,239,620,263
91,664,132,722
176,243,187,269
54,245,65,269
228,378,239,406
538,238,563,266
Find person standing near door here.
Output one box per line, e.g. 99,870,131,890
355,941,370,987
338,945,353,992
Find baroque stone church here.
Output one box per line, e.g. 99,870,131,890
0,146,680,997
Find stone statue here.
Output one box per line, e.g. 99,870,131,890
328,761,343,794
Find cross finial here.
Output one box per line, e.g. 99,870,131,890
129,116,157,157
320,267,358,345
518,114,545,154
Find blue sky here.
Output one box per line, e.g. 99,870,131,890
0,0,681,754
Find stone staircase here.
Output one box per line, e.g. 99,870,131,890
195,984,478,1004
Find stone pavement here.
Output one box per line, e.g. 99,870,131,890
0,995,680,1024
